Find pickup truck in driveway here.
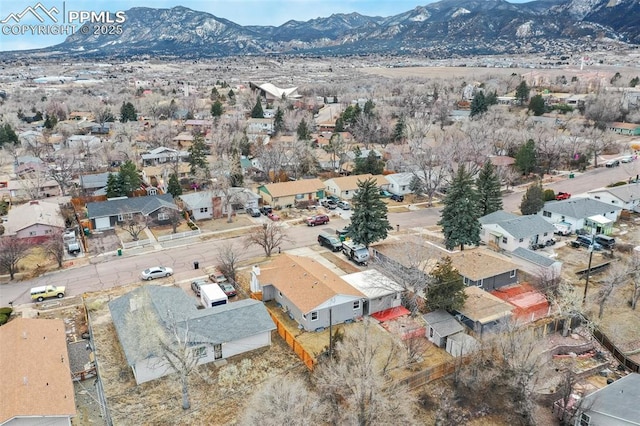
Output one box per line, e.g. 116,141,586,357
556,192,571,200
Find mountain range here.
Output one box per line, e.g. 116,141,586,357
14,0,640,59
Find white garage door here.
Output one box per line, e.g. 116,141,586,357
95,217,111,230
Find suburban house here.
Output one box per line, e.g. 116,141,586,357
257,254,366,331
371,237,443,287
450,249,519,291
86,194,178,231
184,119,212,133
324,174,389,200
257,178,325,208
249,82,300,102
384,172,422,196
423,309,464,348
509,247,563,282
141,163,191,193
607,122,640,136
538,198,622,236
479,210,556,252
0,318,76,425
570,373,640,426
79,172,111,196
246,118,275,135
108,286,276,385
4,200,65,240
340,269,403,316
2,177,61,201
140,147,189,166
454,286,514,336
588,184,640,213
179,188,260,220
66,135,101,151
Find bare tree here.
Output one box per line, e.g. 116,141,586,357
245,223,287,257
0,235,32,280
596,266,628,319
629,256,640,310
241,377,325,426
217,240,242,282
314,318,416,425
254,142,288,183
48,151,77,196
119,214,149,241
44,230,66,268
582,126,615,168
549,281,583,337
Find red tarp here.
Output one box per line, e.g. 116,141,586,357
370,306,411,322
491,283,550,324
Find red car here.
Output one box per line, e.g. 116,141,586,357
556,192,571,200
267,212,280,221
306,214,330,226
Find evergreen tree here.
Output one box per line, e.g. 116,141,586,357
251,96,264,118
44,115,57,129
334,117,345,132
438,165,481,251
118,160,141,195
520,181,545,215
515,81,530,106
188,134,209,176
470,92,487,117
515,139,537,175
426,257,467,312
353,150,384,175
476,161,503,217
363,99,375,117
273,107,285,134
630,76,640,87
348,177,392,247
227,89,235,105
105,172,122,198
528,94,546,116
485,90,498,106
229,147,244,187
393,116,405,142
210,87,219,101
409,174,425,197
0,123,18,146
211,100,224,118
167,173,182,198
120,101,137,123
296,118,311,141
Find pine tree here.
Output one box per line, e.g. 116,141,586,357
348,177,392,247
211,100,224,117
120,101,137,123
118,160,140,195
393,116,405,142
520,181,545,215
334,117,345,132
0,123,19,146
426,257,467,311
438,165,481,251
476,161,503,217
167,173,182,198
363,99,375,117
188,135,209,176
273,107,285,134
105,172,122,198
515,81,530,106
470,92,487,117
251,96,264,118
210,87,219,101
353,150,384,175
296,118,311,141
515,139,537,175
528,94,546,116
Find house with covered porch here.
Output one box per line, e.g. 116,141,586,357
538,198,622,235
257,178,325,208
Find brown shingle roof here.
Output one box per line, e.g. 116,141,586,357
0,318,76,423
450,249,518,281
258,254,365,313
262,178,325,198
458,286,514,323
326,174,388,191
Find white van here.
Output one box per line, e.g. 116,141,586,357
200,284,228,308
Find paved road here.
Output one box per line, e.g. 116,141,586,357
2,161,637,306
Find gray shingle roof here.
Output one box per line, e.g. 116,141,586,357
580,373,640,423
109,286,275,366
86,194,176,218
542,197,622,219
79,172,111,189
511,247,556,267
589,183,640,203
497,215,556,239
479,210,518,225
423,310,464,337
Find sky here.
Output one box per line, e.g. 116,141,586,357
0,0,528,52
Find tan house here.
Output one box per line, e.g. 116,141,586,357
450,249,519,291
257,178,325,207
324,174,389,200
0,318,76,425
454,286,514,336
5,200,65,241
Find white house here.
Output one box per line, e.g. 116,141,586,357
384,172,419,196
324,174,389,200
479,210,556,252
588,184,640,213
179,188,260,221
246,118,274,135
341,269,403,316
538,198,622,235
109,286,276,385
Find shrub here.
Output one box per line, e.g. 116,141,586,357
607,181,627,188
0,313,8,325
0,307,12,315
543,189,556,201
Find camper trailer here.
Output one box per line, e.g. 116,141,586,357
200,284,228,308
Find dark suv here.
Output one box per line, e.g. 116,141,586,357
390,194,404,202
318,232,342,251
260,205,273,215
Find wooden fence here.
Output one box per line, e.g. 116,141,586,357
591,326,640,373
400,360,456,389
268,311,316,371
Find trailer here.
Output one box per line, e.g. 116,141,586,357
342,240,370,265
200,284,228,308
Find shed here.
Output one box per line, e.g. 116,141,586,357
455,286,513,336
423,309,464,348
341,269,403,315
446,333,480,357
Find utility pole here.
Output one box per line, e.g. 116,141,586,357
583,243,595,305
329,308,333,359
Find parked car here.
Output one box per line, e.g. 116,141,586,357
379,189,392,198
572,235,603,250
335,227,350,241
141,266,174,280
318,232,342,251
595,234,615,249
247,207,261,217
390,194,404,202
209,268,227,283
605,159,620,168
337,201,351,210
327,195,340,203
267,212,280,221
307,214,330,226
191,279,207,296
260,205,273,215
621,155,634,163
67,241,81,255
555,192,571,200
219,282,237,297
30,285,66,302
321,199,337,209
